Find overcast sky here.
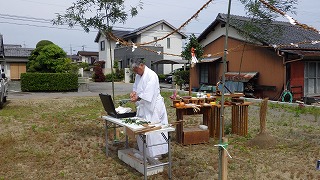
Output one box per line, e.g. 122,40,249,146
0,0,319,54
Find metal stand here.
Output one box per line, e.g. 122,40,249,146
103,116,174,179
140,132,172,180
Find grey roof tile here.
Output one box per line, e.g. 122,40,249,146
4,46,34,57
199,13,320,49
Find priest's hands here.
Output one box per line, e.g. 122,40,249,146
130,91,139,102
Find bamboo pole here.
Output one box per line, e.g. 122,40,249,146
222,137,228,180
219,0,232,179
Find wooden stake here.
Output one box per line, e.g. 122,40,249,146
259,98,269,134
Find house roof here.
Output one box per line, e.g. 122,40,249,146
77,51,98,56
199,56,222,63
198,13,320,50
225,72,258,82
122,20,187,39
4,44,34,57
94,29,131,43
152,59,189,65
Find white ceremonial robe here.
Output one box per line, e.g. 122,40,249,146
133,66,168,157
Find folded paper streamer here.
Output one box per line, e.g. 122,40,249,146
115,106,132,114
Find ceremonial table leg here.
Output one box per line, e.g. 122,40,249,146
105,120,109,156
142,134,147,180
168,132,172,179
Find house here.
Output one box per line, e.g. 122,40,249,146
76,51,98,65
3,44,34,80
193,13,320,102
94,20,187,75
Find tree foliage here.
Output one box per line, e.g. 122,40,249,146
36,40,54,48
238,0,297,41
92,61,106,82
53,0,143,32
240,0,297,20
27,43,78,73
181,34,204,61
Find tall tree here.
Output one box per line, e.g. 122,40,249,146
53,0,143,99
181,34,204,62
181,34,204,95
240,0,297,20
53,0,142,33
27,43,77,73
238,0,298,41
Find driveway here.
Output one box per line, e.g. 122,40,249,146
7,81,173,99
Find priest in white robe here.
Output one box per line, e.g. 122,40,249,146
130,58,168,158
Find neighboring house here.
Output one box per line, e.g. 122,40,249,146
68,54,79,62
94,20,187,74
76,51,98,65
4,44,34,80
194,13,320,101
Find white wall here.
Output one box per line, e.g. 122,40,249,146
97,22,185,75
200,22,262,47
140,23,184,74
97,33,116,74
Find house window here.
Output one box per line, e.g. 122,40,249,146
304,61,320,96
161,24,164,30
100,40,105,51
167,38,170,49
200,64,208,84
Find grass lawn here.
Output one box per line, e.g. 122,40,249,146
0,92,320,179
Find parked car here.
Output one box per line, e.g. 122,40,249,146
165,67,190,84
165,75,172,84
0,69,8,109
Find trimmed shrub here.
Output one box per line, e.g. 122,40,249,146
158,74,166,83
92,61,106,82
105,68,124,82
21,73,78,92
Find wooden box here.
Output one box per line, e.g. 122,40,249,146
182,127,209,145
118,148,164,176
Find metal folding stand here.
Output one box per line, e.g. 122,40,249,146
105,120,128,156
140,132,172,180
103,115,174,179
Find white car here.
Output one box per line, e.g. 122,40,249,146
0,73,8,109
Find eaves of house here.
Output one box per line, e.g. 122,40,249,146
122,19,188,40
198,13,320,51
94,29,131,43
77,51,99,57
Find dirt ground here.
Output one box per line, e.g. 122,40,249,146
0,93,320,179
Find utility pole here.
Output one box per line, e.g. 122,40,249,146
70,44,72,55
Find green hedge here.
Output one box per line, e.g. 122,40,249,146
20,73,78,92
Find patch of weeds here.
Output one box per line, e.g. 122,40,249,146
225,123,232,135
0,134,16,149
245,132,253,139
293,108,301,117
229,163,236,170
31,124,38,132
59,171,66,177
301,125,314,133
283,121,288,126
238,145,250,153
